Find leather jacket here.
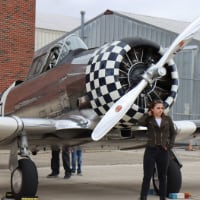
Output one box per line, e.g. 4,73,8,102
139,114,177,148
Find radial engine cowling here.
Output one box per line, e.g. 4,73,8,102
86,38,179,128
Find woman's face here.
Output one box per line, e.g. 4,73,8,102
151,103,164,117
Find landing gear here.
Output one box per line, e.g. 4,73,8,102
11,159,38,200
152,158,182,195
8,130,39,200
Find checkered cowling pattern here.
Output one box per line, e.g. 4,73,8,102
86,41,131,115
85,41,179,128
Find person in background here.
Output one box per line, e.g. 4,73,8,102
71,146,83,176
47,145,72,179
138,100,177,200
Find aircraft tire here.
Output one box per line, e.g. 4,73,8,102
153,159,182,196
167,159,182,194
11,158,38,200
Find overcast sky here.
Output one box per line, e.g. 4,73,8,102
36,0,200,22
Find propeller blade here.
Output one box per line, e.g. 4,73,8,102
157,16,200,68
92,79,148,141
91,16,200,141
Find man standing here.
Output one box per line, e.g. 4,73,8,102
47,145,71,179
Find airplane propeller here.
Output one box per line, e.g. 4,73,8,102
91,16,200,141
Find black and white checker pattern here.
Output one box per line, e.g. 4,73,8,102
86,41,179,128
158,48,179,114
86,41,131,116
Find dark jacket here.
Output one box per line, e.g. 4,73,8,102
139,114,177,148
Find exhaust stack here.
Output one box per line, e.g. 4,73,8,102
80,10,85,40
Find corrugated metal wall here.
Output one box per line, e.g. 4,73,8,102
173,46,200,120
35,28,66,50
73,14,177,48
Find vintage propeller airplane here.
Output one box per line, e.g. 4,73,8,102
1,15,200,199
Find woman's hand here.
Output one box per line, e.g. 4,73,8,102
163,146,168,150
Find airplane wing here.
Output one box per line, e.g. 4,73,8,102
0,115,93,148
0,115,199,148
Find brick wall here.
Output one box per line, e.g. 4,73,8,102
0,0,35,91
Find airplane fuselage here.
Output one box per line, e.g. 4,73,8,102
4,63,87,118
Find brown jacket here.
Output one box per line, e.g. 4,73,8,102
139,114,177,148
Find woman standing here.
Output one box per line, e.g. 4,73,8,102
139,100,177,200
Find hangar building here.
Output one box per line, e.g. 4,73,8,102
36,10,200,121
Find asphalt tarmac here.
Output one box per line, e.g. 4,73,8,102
0,148,200,200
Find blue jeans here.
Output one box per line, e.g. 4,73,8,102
71,149,82,173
